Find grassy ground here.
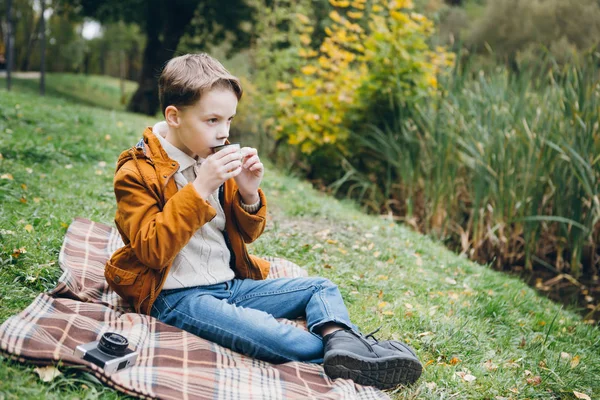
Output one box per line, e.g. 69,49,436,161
1,84,599,399
0,73,137,112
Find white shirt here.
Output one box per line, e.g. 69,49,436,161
152,122,236,289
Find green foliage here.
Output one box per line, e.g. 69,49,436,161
333,54,600,277
468,0,600,64
273,0,453,156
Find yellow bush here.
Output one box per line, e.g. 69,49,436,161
275,0,454,154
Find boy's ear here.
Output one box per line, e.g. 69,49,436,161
165,105,180,127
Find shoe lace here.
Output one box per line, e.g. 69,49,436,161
364,325,382,343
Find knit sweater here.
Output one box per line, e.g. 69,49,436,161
152,122,261,289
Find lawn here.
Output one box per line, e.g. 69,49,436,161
0,82,599,399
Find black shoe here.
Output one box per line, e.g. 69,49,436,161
364,327,418,358
323,329,422,389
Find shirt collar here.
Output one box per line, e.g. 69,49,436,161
152,121,198,171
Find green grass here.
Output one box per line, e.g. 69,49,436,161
1,86,599,399
0,73,138,111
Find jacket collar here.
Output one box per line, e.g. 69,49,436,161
151,121,197,172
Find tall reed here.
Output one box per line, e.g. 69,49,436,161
333,55,600,277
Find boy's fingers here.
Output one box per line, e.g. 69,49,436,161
243,155,260,168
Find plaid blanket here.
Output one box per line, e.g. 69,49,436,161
0,218,389,400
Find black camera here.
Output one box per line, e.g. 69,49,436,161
74,332,138,374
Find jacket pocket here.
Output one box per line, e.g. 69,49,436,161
105,260,139,286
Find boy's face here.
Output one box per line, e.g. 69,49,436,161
167,87,238,159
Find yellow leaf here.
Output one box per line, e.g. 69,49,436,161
449,357,461,365
34,366,62,382
573,392,591,400
382,311,394,316
24,224,33,232
301,65,317,75
326,239,338,244
1,173,14,180
378,301,389,309
21,183,27,190
12,247,27,258
104,134,111,141
20,197,27,204
570,355,580,369
60,222,69,229
296,13,310,24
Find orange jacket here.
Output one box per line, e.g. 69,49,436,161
105,127,270,314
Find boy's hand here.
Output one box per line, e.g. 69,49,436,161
193,147,242,199
234,147,264,204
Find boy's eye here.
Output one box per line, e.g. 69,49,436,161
208,118,218,124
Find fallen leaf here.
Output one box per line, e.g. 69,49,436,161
425,382,436,390
378,301,389,309
21,183,27,190
34,366,62,382
323,264,333,269
12,247,27,258
560,352,571,360
105,134,111,141
65,164,73,169
95,170,103,175
25,167,33,174
526,375,541,385
445,277,457,285
20,197,27,203
376,275,388,280
405,303,414,310
326,239,337,244
382,311,394,316
418,331,433,337
312,243,323,250
449,357,461,365
456,371,476,382
573,391,591,400
571,355,580,369
24,224,33,232
1,173,14,180
373,251,381,257
98,161,107,168
33,197,41,203
483,360,498,371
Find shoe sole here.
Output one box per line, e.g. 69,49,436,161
324,351,423,389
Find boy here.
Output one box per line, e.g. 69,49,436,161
105,53,422,389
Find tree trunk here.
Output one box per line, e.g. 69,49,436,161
21,12,42,71
6,0,14,91
40,0,46,95
127,1,199,115
445,0,462,5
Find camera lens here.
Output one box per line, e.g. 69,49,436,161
98,332,129,356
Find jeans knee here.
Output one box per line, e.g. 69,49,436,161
315,277,338,292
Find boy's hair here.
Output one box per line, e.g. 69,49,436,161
158,53,243,116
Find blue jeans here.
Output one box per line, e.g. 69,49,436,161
150,277,356,363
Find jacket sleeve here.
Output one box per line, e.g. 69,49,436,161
232,188,267,244
114,165,217,269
